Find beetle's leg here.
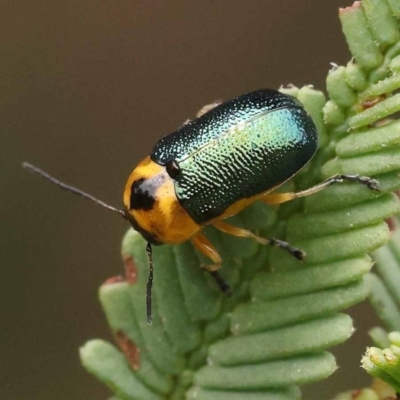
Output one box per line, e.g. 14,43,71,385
191,231,231,295
208,270,232,295
213,221,305,260
192,231,222,270
262,174,379,205
196,101,221,118
181,119,191,127
181,102,222,127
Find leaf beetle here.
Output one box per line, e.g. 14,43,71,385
24,88,379,323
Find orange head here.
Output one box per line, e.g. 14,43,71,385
123,156,200,245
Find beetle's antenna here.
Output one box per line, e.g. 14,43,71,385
23,162,126,217
145,242,154,325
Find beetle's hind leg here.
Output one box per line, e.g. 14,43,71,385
181,101,222,127
191,231,232,295
196,101,222,118
262,174,379,205
213,221,305,261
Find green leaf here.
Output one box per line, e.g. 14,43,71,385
362,340,400,392
186,386,301,400
80,340,160,400
208,314,353,366
332,388,383,400
233,279,369,335
339,2,382,69
195,352,336,390
368,273,400,332
363,217,400,392
348,94,400,129
369,327,391,349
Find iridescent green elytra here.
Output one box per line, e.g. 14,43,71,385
151,89,318,224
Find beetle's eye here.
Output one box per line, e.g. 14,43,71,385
130,178,155,210
165,160,180,179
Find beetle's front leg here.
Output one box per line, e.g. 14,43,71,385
262,174,379,205
191,231,222,268
191,231,231,295
213,220,305,261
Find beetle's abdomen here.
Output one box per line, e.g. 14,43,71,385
151,89,318,224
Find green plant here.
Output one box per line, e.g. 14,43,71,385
80,1,400,398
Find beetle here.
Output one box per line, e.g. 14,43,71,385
24,88,379,323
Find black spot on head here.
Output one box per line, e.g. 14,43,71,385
130,178,155,210
165,160,180,179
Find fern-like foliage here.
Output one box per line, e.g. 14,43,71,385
331,379,397,400
363,332,400,394
357,216,400,394
333,219,400,400
80,1,400,399
369,218,400,334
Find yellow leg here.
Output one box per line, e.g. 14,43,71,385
181,102,221,127
196,101,221,118
191,231,222,270
262,174,379,205
191,231,231,294
213,221,305,260
213,221,269,245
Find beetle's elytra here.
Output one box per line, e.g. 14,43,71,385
24,88,379,323
124,90,318,248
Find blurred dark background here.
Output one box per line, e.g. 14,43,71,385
2,1,382,399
